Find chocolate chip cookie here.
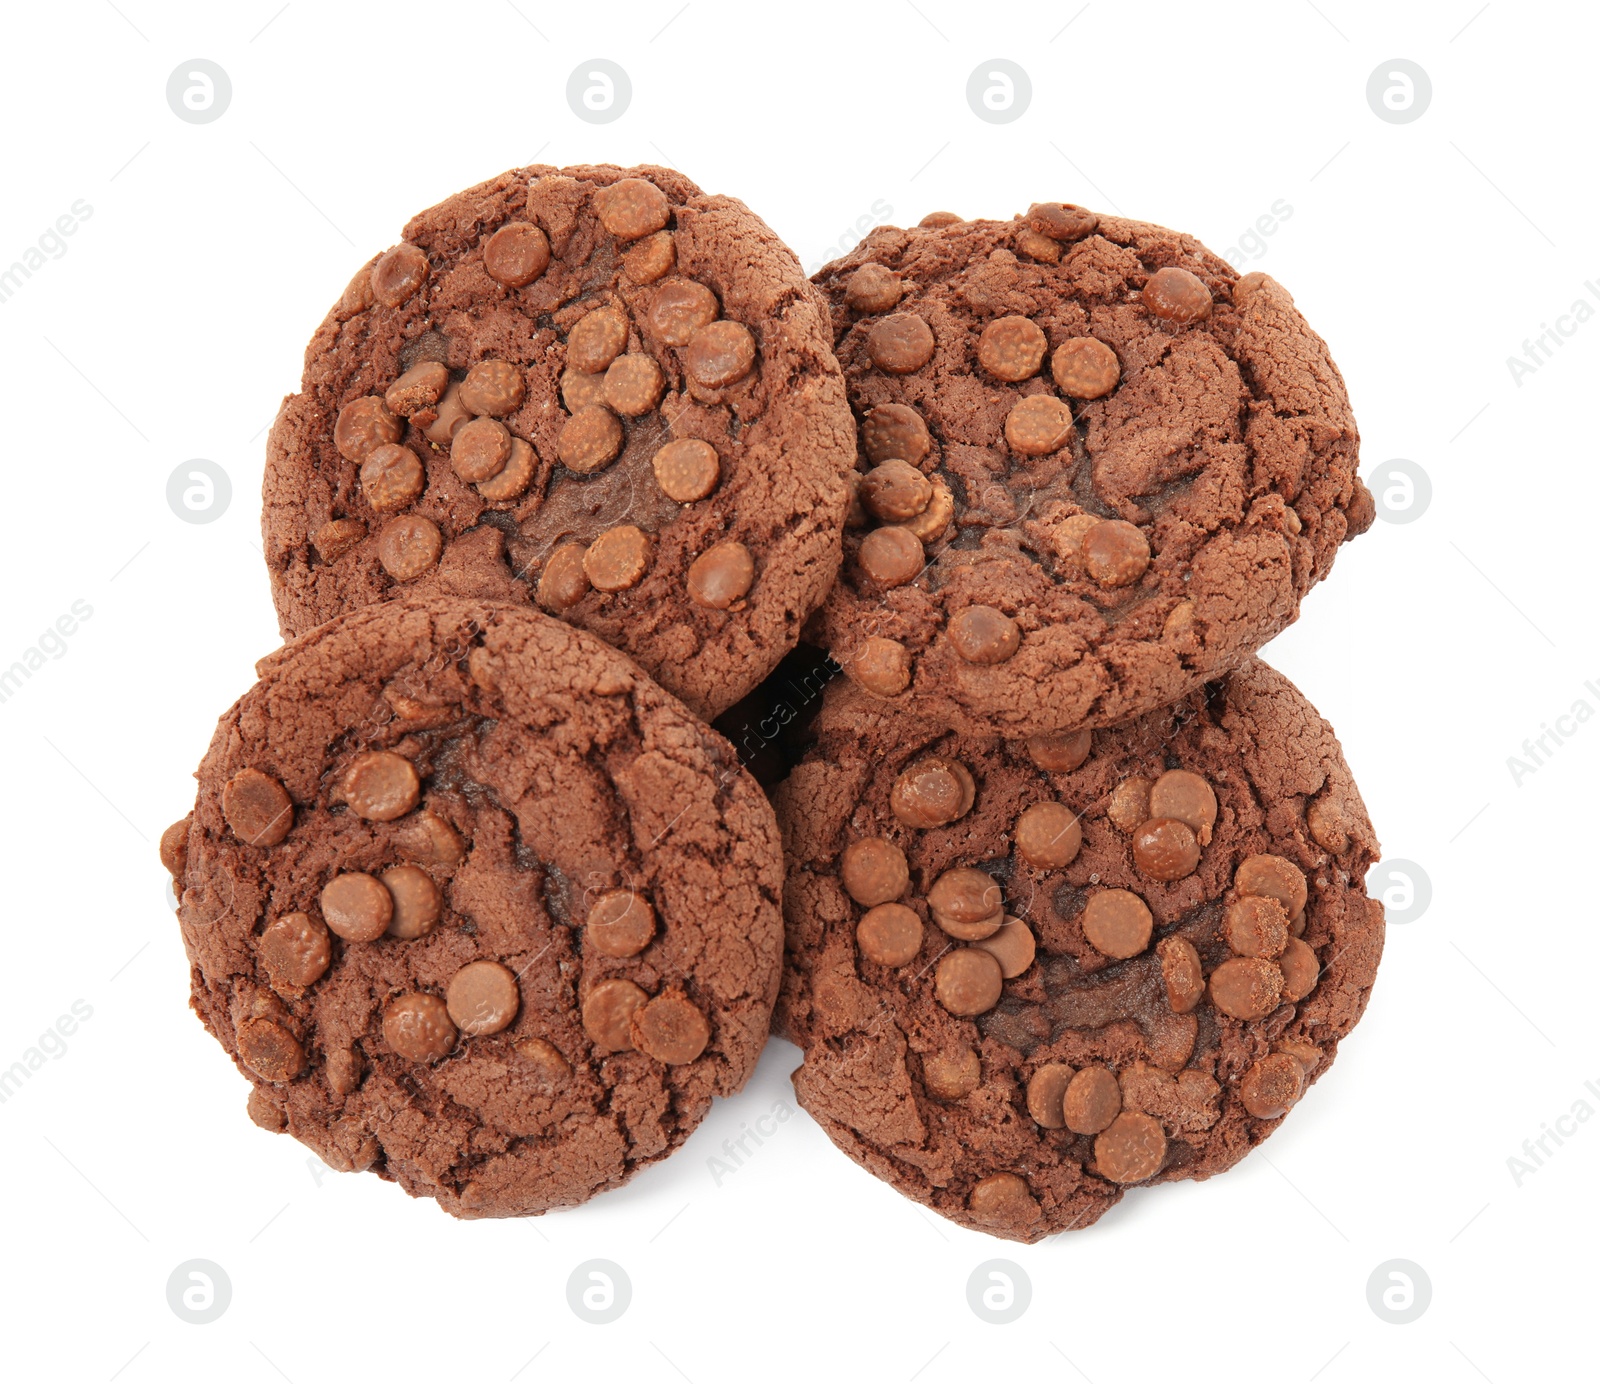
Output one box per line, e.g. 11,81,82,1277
163,596,783,1218
811,205,1373,736
772,658,1383,1241
263,163,854,720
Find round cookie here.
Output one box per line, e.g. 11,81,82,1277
772,658,1383,1242
264,163,854,721
812,204,1373,736
163,596,783,1218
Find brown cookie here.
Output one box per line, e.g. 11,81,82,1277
772,658,1383,1242
812,205,1372,735
164,596,783,1218
263,163,855,721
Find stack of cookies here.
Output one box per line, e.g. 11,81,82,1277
162,164,1383,1242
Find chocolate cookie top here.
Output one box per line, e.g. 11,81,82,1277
810,205,1372,736
165,597,783,1218
263,163,854,720
773,659,1383,1242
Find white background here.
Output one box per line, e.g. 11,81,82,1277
0,1,1592,1380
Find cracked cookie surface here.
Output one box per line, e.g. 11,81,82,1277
264,163,854,720
812,205,1372,736
773,658,1383,1241
166,596,783,1218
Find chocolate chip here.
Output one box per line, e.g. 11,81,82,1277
1235,854,1308,916
1050,338,1121,399
891,756,974,828
382,865,442,940
1026,730,1091,773
483,222,551,287
385,360,450,417
863,403,931,464
1016,229,1061,263
1064,1066,1121,1134
477,437,535,503
1081,889,1152,959
536,541,591,610
866,313,935,374
371,243,430,308
451,417,512,483
919,212,962,228
517,1037,572,1085
260,912,331,990
1149,769,1217,843
1015,801,1081,869
603,353,665,416
1106,777,1153,832
583,977,648,1052
1141,266,1212,323
568,307,629,374
594,178,670,240
560,368,608,414
1094,1111,1166,1183
688,540,755,609
1208,956,1284,1020
652,439,720,502
857,525,923,587
649,279,719,346
968,1172,1040,1225
975,916,1035,978
857,903,923,966
335,396,403,461
1026,1063,1075,1128
948,605,1020,664
684,320,756,388
900,479,954,543
1278,937,1319,1001
1026,202,1098,241
421,380,472,446
935,948,1004,1016
847,637,912,697
383,992,456,1063
1132,818,1201,881
587,890,656,958
313,518,366,563
558,405,624,473
1225,895,1289,959
1157,936,1204,1012
398,810,463,868
1004,395,1073,456
159,816,190,884
977,315,1046,382
360,444,426,513
860,460,932,522
923,1046,981,1100
447,960,520,1036
1082,520,1150,587
1307,797,1349,852
459,361,526,418
844,263,903,313
623,231,676,284
632,991,710,1064
223,767,294,847
377,515,443,581
341,751,420,820
238,1018,306,1083
928,867,1005,940
339,265,373,315
841,837,910,906
247,1088,287,1130
320,872,394,942
1240,1053,1304,1119
583,525,650,592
